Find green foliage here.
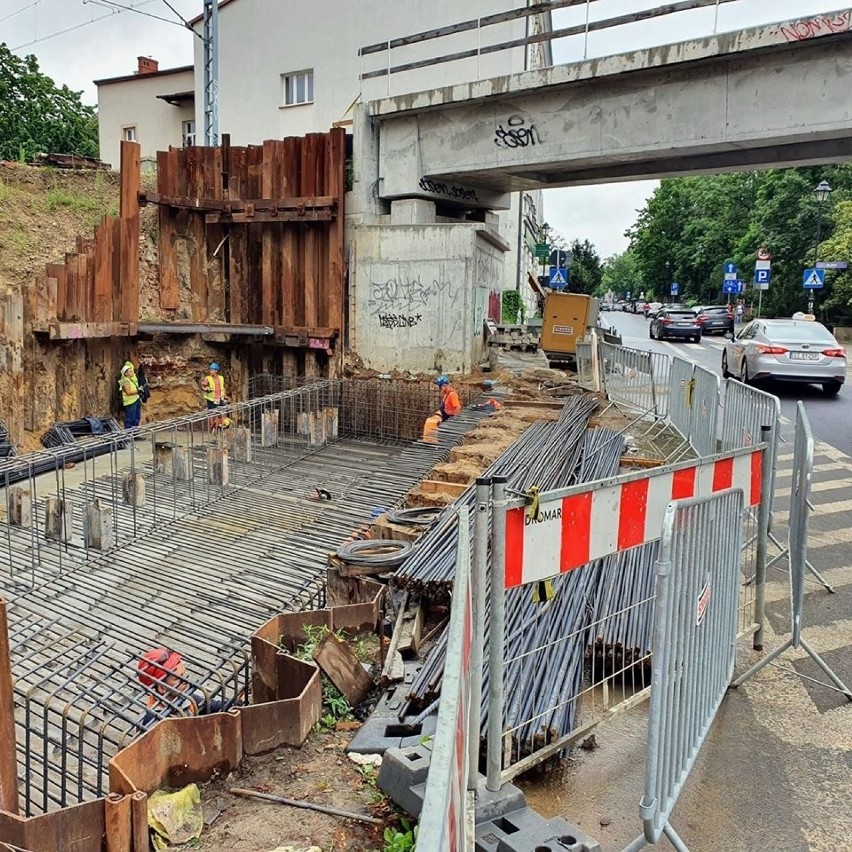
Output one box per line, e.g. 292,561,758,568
820,201,852,318
44,185,104,214
501,289,524,324
568,238,603,295
601,250,642,298
627,166,852,321
384,816,417,852
0,43,99,161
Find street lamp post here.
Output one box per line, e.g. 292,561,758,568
810,180,833,314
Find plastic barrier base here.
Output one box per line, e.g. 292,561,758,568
475,807,602,852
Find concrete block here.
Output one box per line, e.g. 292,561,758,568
122,473,146,507
207,448,229,486
9,487,32,528
83,500,114,550
475,808,601,852
230,426,252,462
391,199,437,225
44,496,73,542
473,781,527,825
153,442,174,475
261,411,279,447
378,745,432,816
173,447,193,481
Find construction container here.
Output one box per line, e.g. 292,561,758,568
540,292,600,366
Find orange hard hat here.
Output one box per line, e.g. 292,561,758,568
137,648,185,686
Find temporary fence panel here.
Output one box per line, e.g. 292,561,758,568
575,340,594,387
418,506,474,850
629,488,744,852
719,379,780,454
666,360,720,458
648,350,672,419
599,343,662,417
503,447,762,587
667,357,694,444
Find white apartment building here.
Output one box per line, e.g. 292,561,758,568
95,57,195,171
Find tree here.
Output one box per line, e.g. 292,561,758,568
601,250,642,298
568,238,602,295
0,43,99,161
820,200,852,320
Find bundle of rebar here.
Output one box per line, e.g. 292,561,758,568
397,407,660,764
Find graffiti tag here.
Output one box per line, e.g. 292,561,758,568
370,276,450,314
778,12,851,41
379,314,422,329
418,177,479,202
494,115,542,149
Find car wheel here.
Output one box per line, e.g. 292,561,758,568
742,363,751,385
822,381,842,397
693,334,702,343
721,352,731,379
649,325,654,339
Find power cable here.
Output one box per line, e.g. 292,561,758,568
159,0,193,29
0,0,40,26
85,0,192,29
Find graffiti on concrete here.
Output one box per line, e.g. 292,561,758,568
418,177,479,202
378,313,423,329
494,115,542,149
370,276,450,314
777,12,851,41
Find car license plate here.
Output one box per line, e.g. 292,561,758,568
790,352,819,361
677,322,692,327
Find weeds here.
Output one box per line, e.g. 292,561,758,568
44,185,105,214
383,816,417,852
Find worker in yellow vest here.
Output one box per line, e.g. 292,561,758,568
119,362,141,428
201,363,226,409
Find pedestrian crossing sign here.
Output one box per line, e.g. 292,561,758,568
549,267,569,288
802,268,825,289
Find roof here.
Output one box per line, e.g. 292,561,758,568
188,0,238,27
156,90,196,106
94,64,194,87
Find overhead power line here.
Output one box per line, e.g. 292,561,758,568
0,0,40,26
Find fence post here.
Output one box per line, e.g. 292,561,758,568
590,328,602,393
0,599,18,814
486,476,508,792
753,425,772,650
468,478,491,790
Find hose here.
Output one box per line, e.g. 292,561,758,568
336,539,413,568
385,507,442,527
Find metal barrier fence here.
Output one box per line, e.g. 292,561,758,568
667,358,720,459
599,343,658,417
417,506,473,851
627,488,745,852
575,340,594,386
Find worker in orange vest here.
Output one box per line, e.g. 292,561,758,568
436,375,462,421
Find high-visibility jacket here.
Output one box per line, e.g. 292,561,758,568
119,371,140,407
440,386,462,418
202,374,226,403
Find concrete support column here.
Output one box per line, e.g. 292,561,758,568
230,426,252,462
84,500,115,551
153,442,174,475
44,496,73,542
207,448,229,486
122,473,146,507
261,411,279,447
173,447,194,481
8,487,32,528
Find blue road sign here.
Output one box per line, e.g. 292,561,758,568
723,280,739,294
802,268,825,289
737,280,745,294
549,266,569,289
754,268,772,286
724,262,738,275
670,282,680,296
816,261,848,270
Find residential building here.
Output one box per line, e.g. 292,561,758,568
95,57,194,170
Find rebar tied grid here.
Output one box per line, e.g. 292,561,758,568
1,380,489,815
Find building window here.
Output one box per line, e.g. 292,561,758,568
281,70,314,107
122,125,137,142
182,120,196,147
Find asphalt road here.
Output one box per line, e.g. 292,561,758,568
601,310,852,457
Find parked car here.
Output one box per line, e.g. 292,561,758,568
722,317,846,396
646,301,663,318
650,309,702,342
695,305,734,335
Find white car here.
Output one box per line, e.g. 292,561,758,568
722,317,846,396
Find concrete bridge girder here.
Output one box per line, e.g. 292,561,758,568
370,11,852,197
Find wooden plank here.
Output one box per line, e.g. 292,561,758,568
48,322,137,340
261,140,278,326
206,209,333,224
140,191,335,211
325,128,345,376
84,236,96,323
281,136,301,333
397,602,425,656
227,147,247,324
419,479,470,497
46,263,66,322
312,633,373,707
92,218,113,322
110,218,122,321
245,144,264,325
119,140,141,323
301,134,322,334
187,147,208,322
64,253,79,322
157,149,180,311
206,146,226,320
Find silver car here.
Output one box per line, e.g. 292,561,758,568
722,318,846,396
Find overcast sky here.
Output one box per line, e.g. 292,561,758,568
2,0,841,256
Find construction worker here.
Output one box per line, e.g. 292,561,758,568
136,647,224,730
436,375,462,421
201,362,226,410
119,361,141,429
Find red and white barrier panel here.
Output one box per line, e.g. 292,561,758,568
504,448,762,588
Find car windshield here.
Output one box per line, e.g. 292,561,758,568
764,322,835,343
666,311,695,319
703,307,729,315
